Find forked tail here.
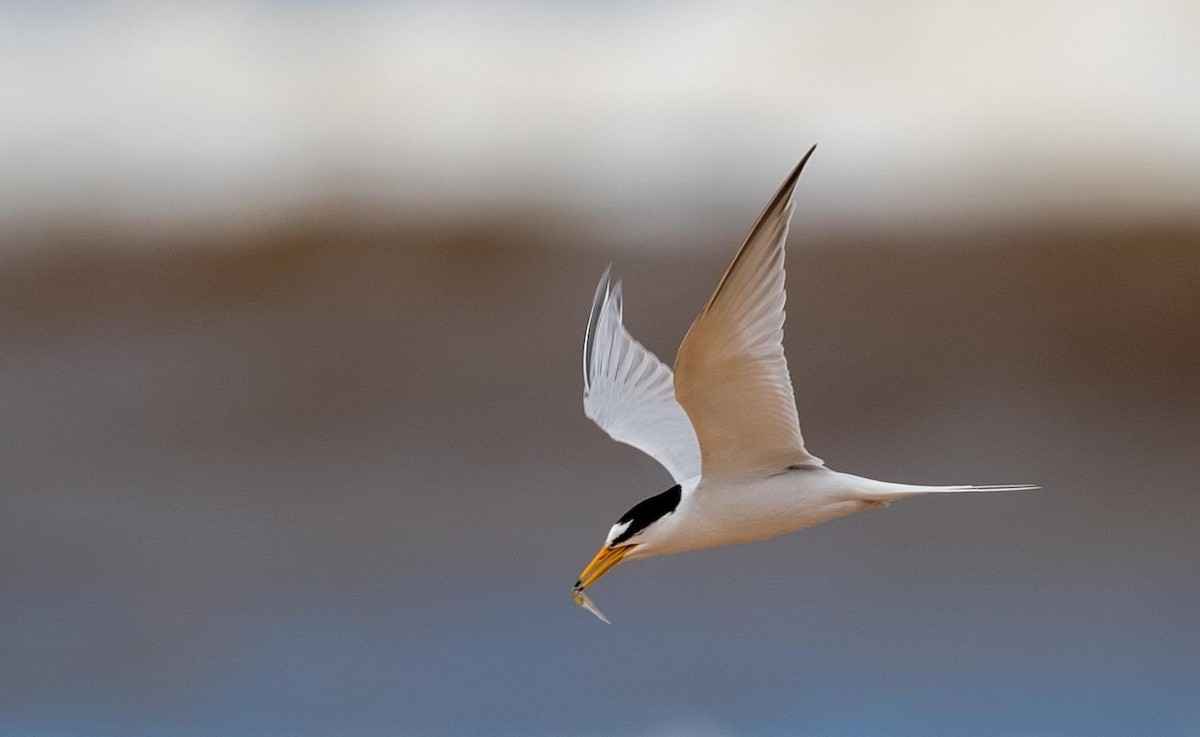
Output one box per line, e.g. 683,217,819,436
912,483,1041,494
837,472,1040,500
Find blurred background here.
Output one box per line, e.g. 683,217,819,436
2,2,1198,736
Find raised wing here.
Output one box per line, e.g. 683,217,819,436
584,267,702,485
673,147,823,479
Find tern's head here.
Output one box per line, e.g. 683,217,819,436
573,483,683,593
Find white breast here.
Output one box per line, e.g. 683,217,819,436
630,468,871,559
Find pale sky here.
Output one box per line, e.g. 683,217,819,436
2,0,1198,244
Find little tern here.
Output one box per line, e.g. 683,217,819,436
572,146,1037,623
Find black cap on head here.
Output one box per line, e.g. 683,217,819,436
610,484,682,546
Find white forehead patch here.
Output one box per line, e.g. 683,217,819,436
604,520,632,547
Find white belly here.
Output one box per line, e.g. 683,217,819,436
637,468,872,558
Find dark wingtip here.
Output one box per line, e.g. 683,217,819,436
755,144,819,228
697,145,819,315
797,143,817,176
583,264,614,392
774,144,818,209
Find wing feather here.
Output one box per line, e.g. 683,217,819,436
673,147,822,479
583,267,702,485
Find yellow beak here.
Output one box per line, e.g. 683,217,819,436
573,544,633,592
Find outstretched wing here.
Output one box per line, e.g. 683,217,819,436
673,147,823,479
583,267,702,485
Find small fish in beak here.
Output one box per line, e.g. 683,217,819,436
571,589,610,624
571,544,634,623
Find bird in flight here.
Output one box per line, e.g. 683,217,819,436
572,145,1037,623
